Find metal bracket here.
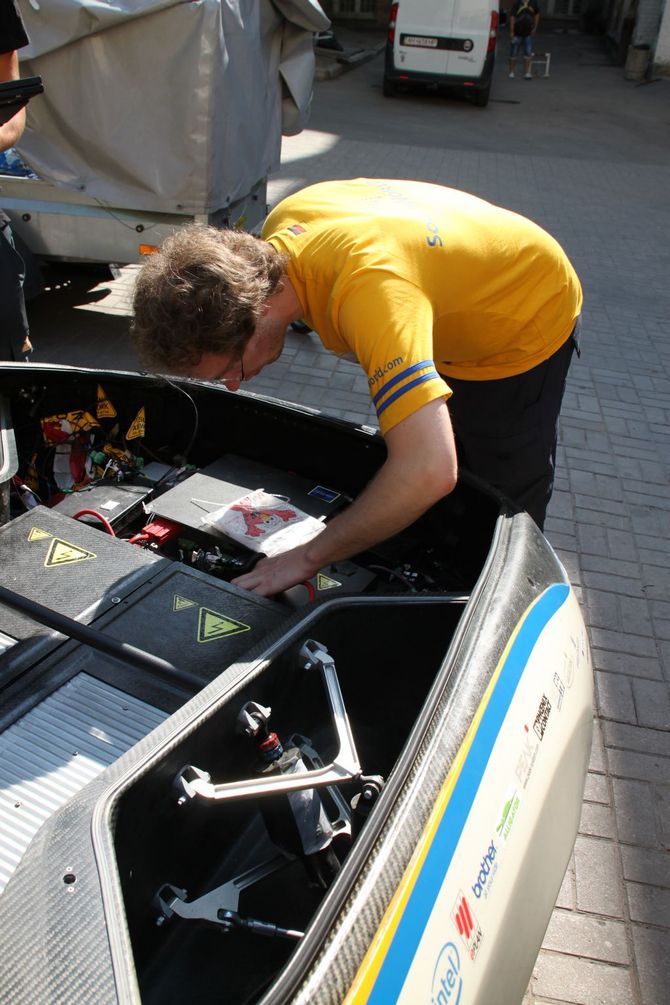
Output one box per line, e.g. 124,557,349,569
155,855,303,940
173,639,361,804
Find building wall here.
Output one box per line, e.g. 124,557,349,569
653,0,670,70
632,0,664,42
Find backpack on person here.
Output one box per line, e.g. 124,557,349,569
514,2,536,36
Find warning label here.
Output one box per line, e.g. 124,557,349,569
317,573,341,591
173,595,196,612
96,384,117,419
126,407,146,440
28,527,52,542
197,607,250,643
44,538,97,567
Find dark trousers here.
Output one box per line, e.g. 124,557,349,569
444,324,579,531
0,214,31,361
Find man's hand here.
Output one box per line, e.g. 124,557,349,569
232,398,457,597
233,541,321,597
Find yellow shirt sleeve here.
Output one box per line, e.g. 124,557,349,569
337,272,451,435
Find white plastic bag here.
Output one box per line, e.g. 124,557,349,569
200,489,325,556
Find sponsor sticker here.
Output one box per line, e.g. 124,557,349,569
533,694,552,741
430,941,463,1004
471,840,498,901
451,892,483,962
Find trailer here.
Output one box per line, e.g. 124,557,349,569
0,0,329,264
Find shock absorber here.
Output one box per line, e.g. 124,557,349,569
238,702,341,889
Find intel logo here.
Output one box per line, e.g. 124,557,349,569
431,941,463,1004
471,840,497,899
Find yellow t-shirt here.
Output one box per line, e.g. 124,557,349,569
263,179,582,434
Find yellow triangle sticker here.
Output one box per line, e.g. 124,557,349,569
174,595,196,612
45,538,96,567
197,607,250,643
96,384,117,419
317,573,341,591
28,527,52,542
126,406,146,440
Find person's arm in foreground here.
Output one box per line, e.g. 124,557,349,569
232,398,457,596
0,51,26,153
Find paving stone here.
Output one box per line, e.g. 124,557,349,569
589,720,607,774
603,720,670,758
542,910,629,965
583,771,610,804
555,857,576,910
588,629,657,659
631,679,670,730
591,651,661,682
611,778,659,848
632,925,670,1005
621,845,670,889
607,748,669,785
532,950,633,1005
656,784,670,848
595,672,636,723
627,881,670,927
579,801,617,839
574,835,624,917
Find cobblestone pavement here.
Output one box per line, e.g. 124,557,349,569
26,22,670,1005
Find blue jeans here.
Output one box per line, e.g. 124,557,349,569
510,35,534,58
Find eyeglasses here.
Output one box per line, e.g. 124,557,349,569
217,350,245,386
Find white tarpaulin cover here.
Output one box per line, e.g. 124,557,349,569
16,0,329,214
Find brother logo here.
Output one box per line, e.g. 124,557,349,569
430,941,463,1005
471,840,497,899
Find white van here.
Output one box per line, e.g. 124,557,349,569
383,1,499,106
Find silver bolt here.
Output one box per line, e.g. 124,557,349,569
156,915,166,927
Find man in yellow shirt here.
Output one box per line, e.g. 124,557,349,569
132,179,582,596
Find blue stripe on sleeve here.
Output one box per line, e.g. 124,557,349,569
376,372,443,418
371,360,435,407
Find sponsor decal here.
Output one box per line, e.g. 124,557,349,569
287,224,306,235
496,789,521,844
471,840,497,900
430,941,463,1004
553,671,565,710
533,694,552,741
368,356,404,388
452,892,483,962
308,484,341,504
515,726,539,789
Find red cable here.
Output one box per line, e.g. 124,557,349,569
127,533,151,544
72,508,116,536
301,580,317,602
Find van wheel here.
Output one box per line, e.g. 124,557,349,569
472,82,491,107
383,76,396,97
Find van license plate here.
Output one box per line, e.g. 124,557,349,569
402,35,438,48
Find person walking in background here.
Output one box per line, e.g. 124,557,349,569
0,0,34,360
509,0,540,80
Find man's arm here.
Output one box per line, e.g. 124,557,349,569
0,50,26,153
232,398,458,596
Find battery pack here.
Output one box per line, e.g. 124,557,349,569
0,506,161,648
54,481,153,531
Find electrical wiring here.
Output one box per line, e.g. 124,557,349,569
72,510,116,534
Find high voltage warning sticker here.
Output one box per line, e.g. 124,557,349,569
28,527,52,542
317,573,341,591
44,538,96,567
197,607,250,643
173,595,196,611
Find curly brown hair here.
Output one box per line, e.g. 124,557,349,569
131,224,287,372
